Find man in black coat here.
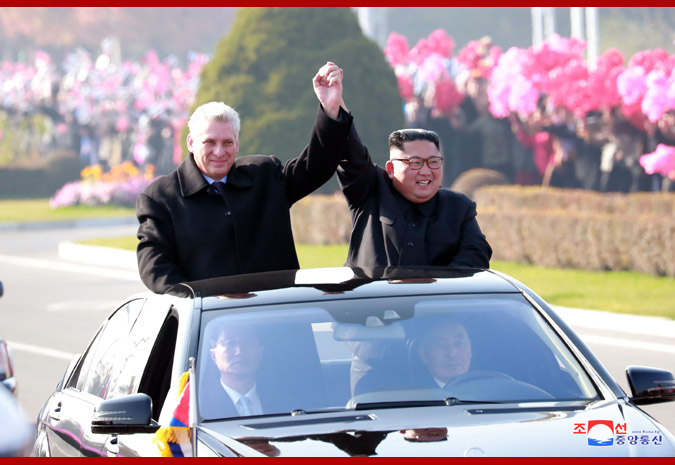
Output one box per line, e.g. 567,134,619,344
136,62,351,293
336,121,492,269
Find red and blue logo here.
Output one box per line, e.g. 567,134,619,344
574,420,626,446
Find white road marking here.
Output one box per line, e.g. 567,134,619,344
7,341,75,361
578,333,675,354
552,305,675,340
0,253,139,281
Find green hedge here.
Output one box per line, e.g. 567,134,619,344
0,151,85,199
475,186,675,277
290,187,675,277
290,192,351,245
474,186,675,216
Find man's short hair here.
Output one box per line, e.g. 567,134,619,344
389,129,440,152
416,317,468,347
208,320,262,350
188,101,241,141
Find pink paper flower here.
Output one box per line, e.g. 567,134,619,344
640,144,675,179
427,29,455,59
508,75,539,117
629,48,670,74
384,32,410,67
488,46,537,118
642,70,673,122
410,38,432,65
396,74,414,101
582,48,625,115
417,53,451,84
433,79,464,115
457,37,502,79
617,66,647,106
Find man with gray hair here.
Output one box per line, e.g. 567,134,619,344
136,62,351,293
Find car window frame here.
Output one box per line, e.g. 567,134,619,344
64,298,146,396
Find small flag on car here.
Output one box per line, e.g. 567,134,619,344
153,371,192,457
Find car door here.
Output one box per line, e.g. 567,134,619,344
108,301,181,457
44,298,146,456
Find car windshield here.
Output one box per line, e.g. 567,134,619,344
197,293,599,420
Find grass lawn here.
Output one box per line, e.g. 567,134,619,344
77,236,675,320
0,199,135,222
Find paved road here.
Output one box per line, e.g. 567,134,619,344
0,220,146,426
1,219,674,448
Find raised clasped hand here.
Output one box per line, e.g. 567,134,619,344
313,61,344,119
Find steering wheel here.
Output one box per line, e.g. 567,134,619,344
444,370,554,401
445,370,514,388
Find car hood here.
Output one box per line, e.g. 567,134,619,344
198,400,675,457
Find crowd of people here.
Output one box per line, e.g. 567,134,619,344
386,30,675,192
3,31,675,192
1,43,208,175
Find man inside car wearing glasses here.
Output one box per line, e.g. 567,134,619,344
336,126,492,268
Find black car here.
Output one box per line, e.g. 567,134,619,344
32,267,675,457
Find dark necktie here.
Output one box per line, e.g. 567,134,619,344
211,181,226,198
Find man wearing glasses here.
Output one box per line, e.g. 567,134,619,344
337,124,492,269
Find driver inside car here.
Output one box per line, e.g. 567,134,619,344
416,319,472,388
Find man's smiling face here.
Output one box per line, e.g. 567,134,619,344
187,120,239,181
386,139,443,204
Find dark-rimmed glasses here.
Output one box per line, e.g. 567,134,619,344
390,156,444,170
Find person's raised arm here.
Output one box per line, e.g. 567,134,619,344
313,61,348,120
283,62,352,205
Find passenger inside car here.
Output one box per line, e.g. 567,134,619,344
349,339,409,397
208,324,267,417
200,316,331,419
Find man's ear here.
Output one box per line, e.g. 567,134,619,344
186,134,194,152
385,160,395,179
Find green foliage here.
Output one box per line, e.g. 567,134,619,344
475,186,675,278
601,8,675,59
193,7,405,180
0,151,85,199
0,111,52,165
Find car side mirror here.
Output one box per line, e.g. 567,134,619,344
92,393,160,434
0,280,4,297
626,366,675,405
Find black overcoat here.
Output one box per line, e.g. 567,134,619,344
337,119,492,269
136,106,352,293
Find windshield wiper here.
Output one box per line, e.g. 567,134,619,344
353,397,502,410
444,397,502,405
